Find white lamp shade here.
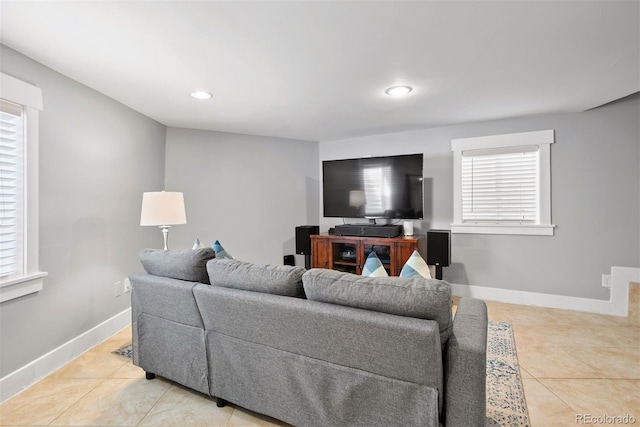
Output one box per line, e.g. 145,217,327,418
140,191,187,226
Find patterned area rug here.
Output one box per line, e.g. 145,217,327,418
113,344,132,358
113,321,529,426
486,321,530,426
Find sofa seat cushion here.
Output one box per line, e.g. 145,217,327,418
303,268,453,345
206,259,306,297
139,248,215,284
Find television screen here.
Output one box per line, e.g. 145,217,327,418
322,154,424,219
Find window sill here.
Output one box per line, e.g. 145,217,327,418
0,272,48,303
451,223,555,236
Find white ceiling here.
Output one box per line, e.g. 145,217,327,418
1,1,638,142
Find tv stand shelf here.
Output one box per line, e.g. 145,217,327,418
310,234,426,276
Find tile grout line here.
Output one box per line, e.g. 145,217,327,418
42,349,130,427
135,382,174,427
46,376,109,426
534,377,596,418
524,377,578,423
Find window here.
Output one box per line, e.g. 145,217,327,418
0,100,25,278
451,130,555,236
0,72,46,302
461,146,539,223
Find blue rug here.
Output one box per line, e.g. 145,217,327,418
486,321,530,426
114,321,529,426
113,344,132,358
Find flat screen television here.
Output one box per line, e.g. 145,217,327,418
322,154,424,220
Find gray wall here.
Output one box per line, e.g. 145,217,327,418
0,46,166,377
164,127,319,265
0,41,636,379
320,94,640,300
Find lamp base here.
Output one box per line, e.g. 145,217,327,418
160,226,172,250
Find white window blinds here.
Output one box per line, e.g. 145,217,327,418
461,145,539,223
0,99,24,278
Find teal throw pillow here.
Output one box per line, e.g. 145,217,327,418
213,240,234,259
361,251,388,277
192,238,205,249
400,250,432,279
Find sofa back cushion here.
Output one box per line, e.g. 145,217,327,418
206,259,306,297
139,248,215,284
302,268,453,345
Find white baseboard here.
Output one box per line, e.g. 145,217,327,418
451,266,640,317
0,308,131,403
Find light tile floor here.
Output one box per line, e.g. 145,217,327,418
1,286,638,427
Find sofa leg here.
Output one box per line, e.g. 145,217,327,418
216,397,227,408
145,372,155,380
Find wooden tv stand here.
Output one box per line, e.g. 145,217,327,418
310,234,426,276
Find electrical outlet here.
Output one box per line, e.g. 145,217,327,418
602,274,612,288
114,281,123,297
124,277,131,293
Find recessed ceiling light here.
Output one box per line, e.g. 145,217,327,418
385,85,413,96
190,91,212,100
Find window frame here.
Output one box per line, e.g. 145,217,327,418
451,129,555,236
0,72,47,303
0,99,26,279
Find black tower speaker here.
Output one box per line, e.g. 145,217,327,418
427,230,451,279
295,225,319,255
296,225,318,269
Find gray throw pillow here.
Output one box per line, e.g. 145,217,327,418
138,248,215,284
206,259,306,297
302,268,453,345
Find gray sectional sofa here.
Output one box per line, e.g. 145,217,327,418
130,248,488,427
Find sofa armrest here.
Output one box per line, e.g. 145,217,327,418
443,297,488,427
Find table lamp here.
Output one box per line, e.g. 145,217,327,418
140,191,186,250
